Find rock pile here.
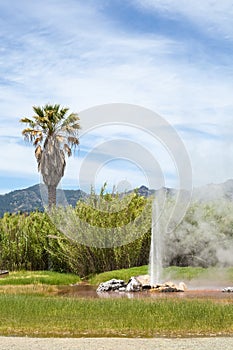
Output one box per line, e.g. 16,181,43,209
96,275,187,293
222,287,233,292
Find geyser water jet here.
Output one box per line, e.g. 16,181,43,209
149,197,163,286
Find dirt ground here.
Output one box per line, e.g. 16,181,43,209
0,337,233,350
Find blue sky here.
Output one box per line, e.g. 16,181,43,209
0,0,233,194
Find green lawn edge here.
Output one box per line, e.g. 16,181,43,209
0,270,80,286
88,265,233,285
1,266,233,286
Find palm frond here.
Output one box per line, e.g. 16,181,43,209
33,133,43,145
60,123,80,138
60,125,74,134
61,113,80,128
55,135,65,143
31,106,52,131
35,145,42,169
59,107,69,119
20,117,37,128
53,104,60,114
63,143,72,157
22,128,42,142
32,106,45,118
20,117,33,124
67,136,79,146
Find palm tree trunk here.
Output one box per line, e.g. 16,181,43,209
48,185,56,209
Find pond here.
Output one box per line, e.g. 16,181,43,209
56,284,233,301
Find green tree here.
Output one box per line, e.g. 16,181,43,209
20,104,80,208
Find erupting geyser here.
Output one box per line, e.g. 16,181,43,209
97,196,188,294
148,196,187,293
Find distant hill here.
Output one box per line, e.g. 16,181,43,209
0,184,87,217
192,179,233,202
0,180,233,217
0,184,165,216
143,179,233,203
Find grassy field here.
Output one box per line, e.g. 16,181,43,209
0,267,232,337
0,294,232,337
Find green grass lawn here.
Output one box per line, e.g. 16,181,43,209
0,270,80,286
88,265,149,285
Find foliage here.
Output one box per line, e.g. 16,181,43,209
0,193,233,276
49,187,152,276
0,211,50,271
0,189,151,276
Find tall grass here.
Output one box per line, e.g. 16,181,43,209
1,194,233,278
0,295,232,337
0,192,151,276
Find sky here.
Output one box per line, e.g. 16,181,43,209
0,0,233,194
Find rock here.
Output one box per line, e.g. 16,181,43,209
125,276,142,292
150,281,187,293
96,279,126,292
0,270,9,278
161,286,177,292
142,284,152,290
222,287,233,292
134,275,151,290
164,281,177,288
178,282,187,292
135,274,150,285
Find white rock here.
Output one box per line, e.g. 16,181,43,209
97,279,126,292
125,277,142,292
178,282,187,291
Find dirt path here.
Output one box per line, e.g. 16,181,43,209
0,337,233,350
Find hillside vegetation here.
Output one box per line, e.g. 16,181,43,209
0,184,86,217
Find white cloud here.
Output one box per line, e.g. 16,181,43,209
133,0,233,39
0,140,36,176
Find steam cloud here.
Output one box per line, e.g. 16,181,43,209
162,199,233,268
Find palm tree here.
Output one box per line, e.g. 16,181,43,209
20,104,80,209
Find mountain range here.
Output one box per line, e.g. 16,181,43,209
0,179,233,217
